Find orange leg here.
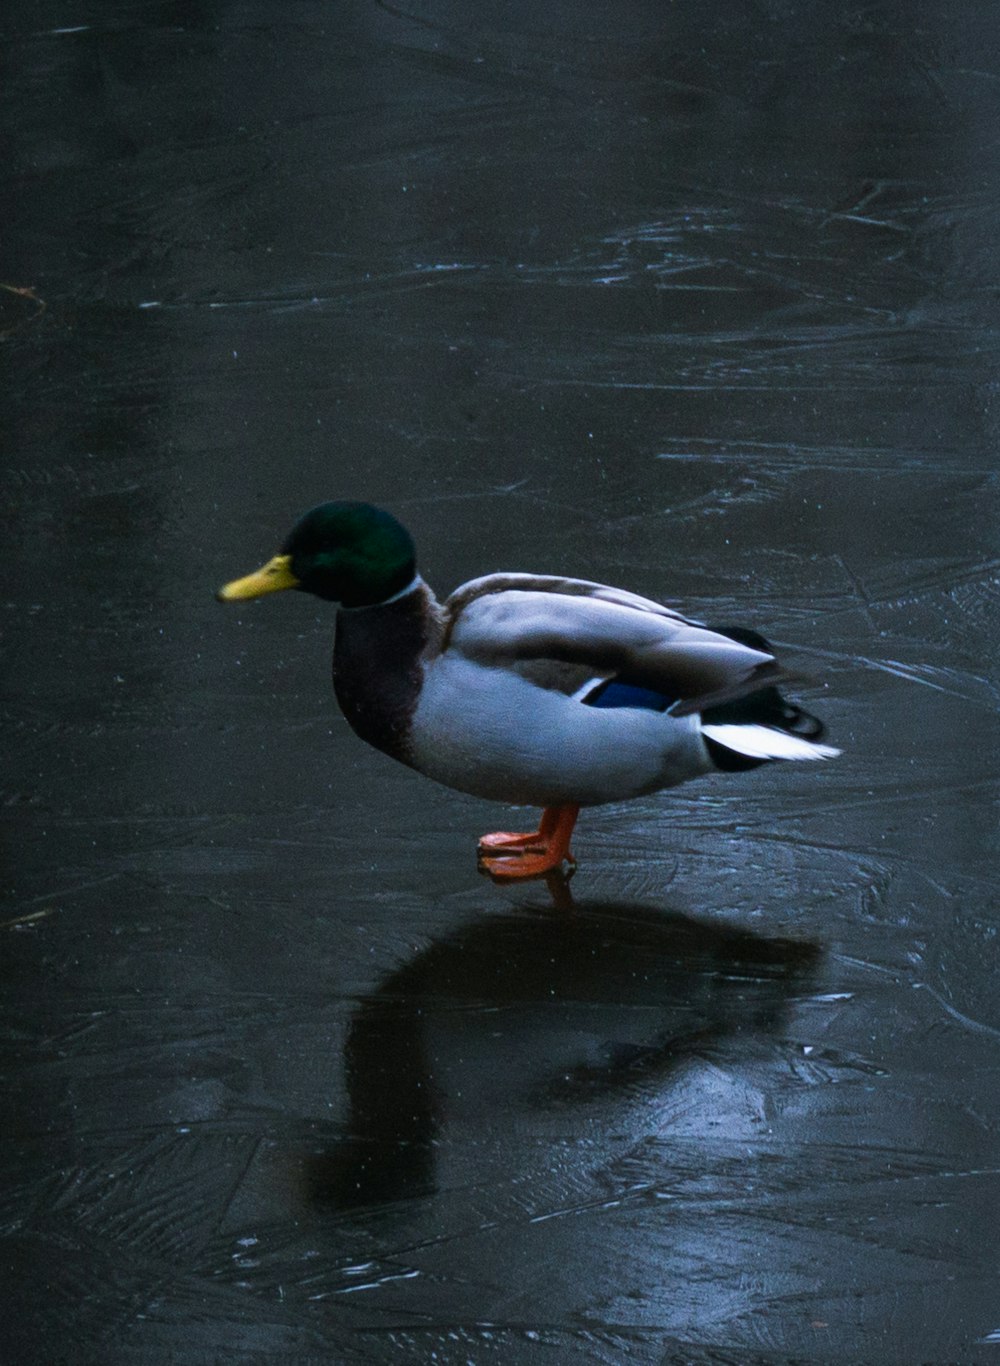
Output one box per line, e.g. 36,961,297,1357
478,805,580,879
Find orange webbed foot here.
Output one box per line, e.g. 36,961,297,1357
477,805,580,881
477,830,549,854
478,848,577,880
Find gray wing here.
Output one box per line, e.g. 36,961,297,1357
445,577,791,714
445,572,702,625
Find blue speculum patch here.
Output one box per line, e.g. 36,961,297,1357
584,681,674,712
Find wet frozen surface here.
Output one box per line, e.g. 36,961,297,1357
4,1,1000,1361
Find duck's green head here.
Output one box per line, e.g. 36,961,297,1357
217,502,417,608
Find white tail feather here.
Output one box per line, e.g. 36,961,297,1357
701,723,840,761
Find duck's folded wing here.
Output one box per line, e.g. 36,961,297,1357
445,582,791,714
446,573,702,625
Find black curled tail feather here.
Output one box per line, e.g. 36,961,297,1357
703,624,828,771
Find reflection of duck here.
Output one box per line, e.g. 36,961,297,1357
307,900,820,1208
219,502,838,877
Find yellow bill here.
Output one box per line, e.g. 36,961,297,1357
217,553,299,602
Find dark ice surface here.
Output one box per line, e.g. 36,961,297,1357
3,2,1000,1362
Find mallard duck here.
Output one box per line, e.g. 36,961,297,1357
218,502,838,879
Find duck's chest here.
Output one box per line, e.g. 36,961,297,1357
332,593,435,765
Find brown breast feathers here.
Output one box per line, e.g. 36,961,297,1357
332,584,442,765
